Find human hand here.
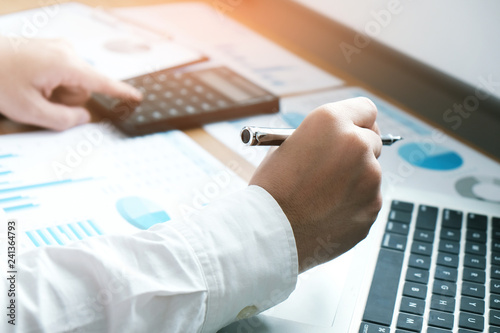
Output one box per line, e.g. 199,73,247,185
250,97,383,272
0,37,142,131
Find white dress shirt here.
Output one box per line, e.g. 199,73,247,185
1,185,298,333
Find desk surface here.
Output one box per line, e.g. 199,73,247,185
1,0,493,181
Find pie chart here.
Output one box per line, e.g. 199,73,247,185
116,196,170,230
398,142,463,171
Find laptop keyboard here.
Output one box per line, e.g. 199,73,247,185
359,200,500,333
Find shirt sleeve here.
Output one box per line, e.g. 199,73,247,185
0,185,298,333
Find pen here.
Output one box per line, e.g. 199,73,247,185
240,126,403,146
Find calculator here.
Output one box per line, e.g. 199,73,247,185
90,66,280,136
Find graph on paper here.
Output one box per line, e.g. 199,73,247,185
0,124,246,252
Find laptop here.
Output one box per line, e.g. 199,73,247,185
221,185,500,332
220,1,500,332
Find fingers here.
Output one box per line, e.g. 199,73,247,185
26,97,91,131
359,127,383,158
60,60,143,102
323,97,379,131
75,65,143,101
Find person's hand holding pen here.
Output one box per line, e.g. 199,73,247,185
250,97,383,272
0,37,142,131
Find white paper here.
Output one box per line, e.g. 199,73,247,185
112,2,343,96
205,87,500,204
0,124,246,253
0,2,204,80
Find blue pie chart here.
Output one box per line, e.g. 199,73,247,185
116,196,170,230
398,142,463,171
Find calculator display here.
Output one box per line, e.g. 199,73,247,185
192,70,264,102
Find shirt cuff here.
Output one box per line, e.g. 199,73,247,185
169,185,298,332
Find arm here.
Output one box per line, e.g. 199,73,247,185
1,186,297,333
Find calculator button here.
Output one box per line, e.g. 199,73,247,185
175,99,184,105
159,101,168,109
147,94,157,101
195,85,204,93
169,108,179,116
164,91,173,99
152,83,162,91
185,105,196,114
157,74,167,82
152,111,162,119
201,103,212,111
136,115,145,123
183,79,193,86
135,106,143,113
217,100,228,107
180,88,188,95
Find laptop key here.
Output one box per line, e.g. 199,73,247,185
358,322,389,333
460,296,485,314
459,312,484,331
408,254,431,270
438,240,460,255
428,310,454,329
413,229,435,243
403,282,427,299
428,328,452,333
362,248,404,326
430,295,455,313
391,200,414,212
406,267,429,284
415,205,438,231
467,213,487,231
491,310,500,326
436,253,459,268
433,280,456,297
386,221,410,236
466,230,487,244
491,326,500,333
463,254,486,270
492,266,500,279
381,233,407,251
396,313,423,332
465,242,486,256
411,241,433,256
492,254,500,266
389,210,412,224
400,296,425,315
461,282,485,299
493,240,500,253
492,295,500,310
492,279,500,294
440,228,461,242
434,266,458,282
463,268,486,284
442,209,463,229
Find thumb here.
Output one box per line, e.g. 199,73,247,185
32,98,91,131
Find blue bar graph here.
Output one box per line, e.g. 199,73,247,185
26,220,104,247
0,195,26,203
26,231,41,247
0,171,12,176
0,178,92,194
0,154,16,159
3,203,38,212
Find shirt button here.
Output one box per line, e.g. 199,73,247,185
236,305,258,320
